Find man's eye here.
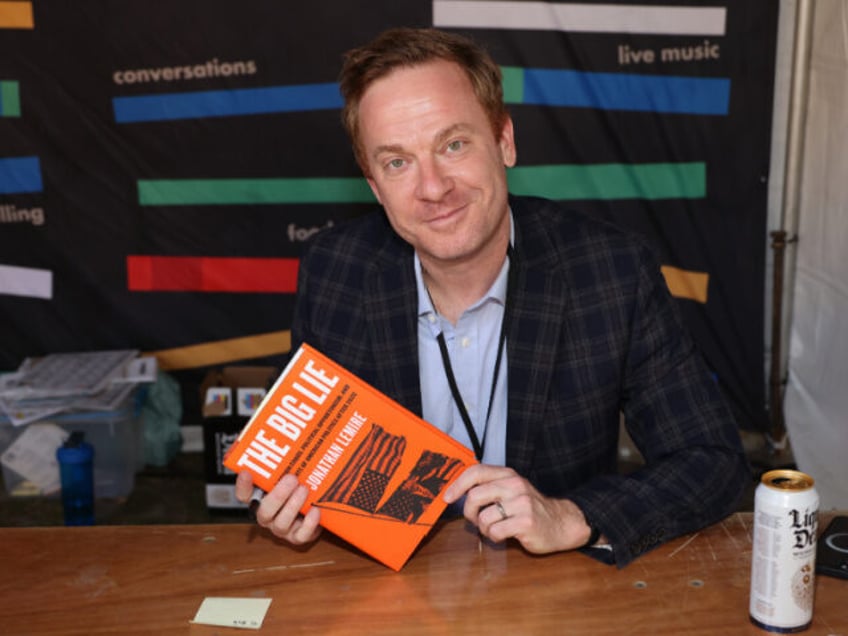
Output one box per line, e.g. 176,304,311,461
446,140,465,152
387,158,405,169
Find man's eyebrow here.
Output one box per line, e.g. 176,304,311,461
372,143,405,159
372,124,475,159
434,123,473,146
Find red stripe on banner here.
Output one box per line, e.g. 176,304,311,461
127,256,299,292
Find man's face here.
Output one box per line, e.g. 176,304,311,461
358,60,516,268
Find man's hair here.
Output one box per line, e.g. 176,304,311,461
339,27,508,173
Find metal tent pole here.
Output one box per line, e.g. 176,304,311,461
768,0,814,452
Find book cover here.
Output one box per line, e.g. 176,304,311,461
223,343,477,571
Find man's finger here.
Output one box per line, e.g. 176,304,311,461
443,464,513,502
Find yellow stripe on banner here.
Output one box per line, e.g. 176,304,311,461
661,265,709,303
150,330,292,370
0,2,34,29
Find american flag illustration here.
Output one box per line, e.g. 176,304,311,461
320,423,405,511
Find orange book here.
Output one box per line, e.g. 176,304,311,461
223,343,477,570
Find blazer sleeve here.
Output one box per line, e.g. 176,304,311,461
565,241,750,567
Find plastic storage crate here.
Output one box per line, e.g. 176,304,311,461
0,389,145,499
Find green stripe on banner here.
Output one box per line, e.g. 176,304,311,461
500,66,524,104
138,177,377,205
139,164,704,205
1,81,20,117
507,162,706,200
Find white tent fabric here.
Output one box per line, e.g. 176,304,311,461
783,0,848,510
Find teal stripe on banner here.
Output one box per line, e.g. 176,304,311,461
507,162,706,200
1,81,21,117
140,164,703,206
139,177,376,205
500,67,524,104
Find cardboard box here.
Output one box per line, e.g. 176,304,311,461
200,366,276,510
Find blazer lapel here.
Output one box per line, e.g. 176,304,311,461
505,206,570,475
362,234,423,417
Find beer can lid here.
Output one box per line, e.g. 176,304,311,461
761,469,815,491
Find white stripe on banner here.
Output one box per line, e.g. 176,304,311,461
0,264,53,299
433,1,727,36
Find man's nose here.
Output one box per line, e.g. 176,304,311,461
414,157,453,201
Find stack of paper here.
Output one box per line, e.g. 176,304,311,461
0,350,156,427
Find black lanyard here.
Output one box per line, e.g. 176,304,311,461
435,246,514,461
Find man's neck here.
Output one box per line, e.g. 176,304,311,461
419,232,510,325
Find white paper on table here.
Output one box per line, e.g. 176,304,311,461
190,597,272,630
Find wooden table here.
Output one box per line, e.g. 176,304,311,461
0,512,845,635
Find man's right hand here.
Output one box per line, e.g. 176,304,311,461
235,471,323,545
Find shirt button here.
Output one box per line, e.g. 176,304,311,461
460,337,470,348
428,314,436,324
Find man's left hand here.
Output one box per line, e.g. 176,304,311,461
443,464,595,553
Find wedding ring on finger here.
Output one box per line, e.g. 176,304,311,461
494,500,509,521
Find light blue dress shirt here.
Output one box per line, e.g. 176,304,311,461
415,219,513,466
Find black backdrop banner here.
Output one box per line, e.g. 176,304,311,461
0,1,777,430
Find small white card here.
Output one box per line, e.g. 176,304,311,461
190,597,272,630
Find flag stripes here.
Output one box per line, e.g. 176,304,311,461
321,424,406,509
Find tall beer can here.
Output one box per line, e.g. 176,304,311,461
749,469,819,633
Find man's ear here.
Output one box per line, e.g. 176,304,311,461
499,116,517,168
366,177,382,205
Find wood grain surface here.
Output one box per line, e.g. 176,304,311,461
0,512,844,635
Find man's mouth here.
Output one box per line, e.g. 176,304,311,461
425,202,467,226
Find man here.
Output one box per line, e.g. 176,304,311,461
236,27,749,566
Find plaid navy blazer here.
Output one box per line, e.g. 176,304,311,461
291,194,749,566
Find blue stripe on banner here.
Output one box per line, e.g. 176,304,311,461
0,156,43,194
113,82,343,123
522,69,730,115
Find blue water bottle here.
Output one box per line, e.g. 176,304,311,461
56,431,95,526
